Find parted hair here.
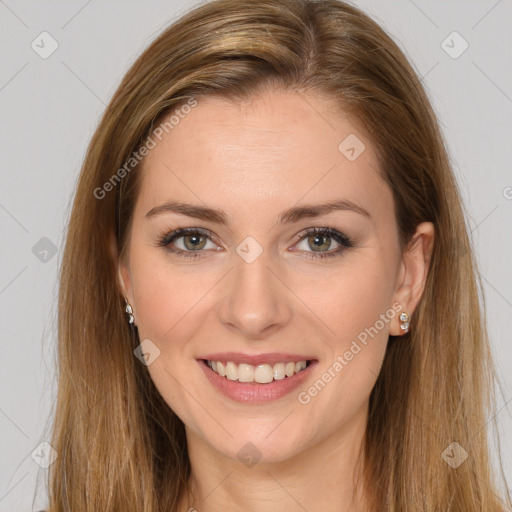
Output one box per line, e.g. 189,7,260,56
46,0,510,510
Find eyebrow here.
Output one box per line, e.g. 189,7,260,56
145,199,371,224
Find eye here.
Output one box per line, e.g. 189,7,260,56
156,226,354,260
292,227,354,259
156,227,220,259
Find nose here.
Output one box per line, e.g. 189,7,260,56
218,247,293,339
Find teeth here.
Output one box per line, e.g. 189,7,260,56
206,359,309,383
255,364,274,383
273,362,285,380
238,363,255,382
225,361,237,381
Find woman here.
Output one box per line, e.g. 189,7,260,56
47,0,511,510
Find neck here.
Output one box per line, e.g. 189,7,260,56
178,404,370,512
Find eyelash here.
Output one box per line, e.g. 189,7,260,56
156,227,354,260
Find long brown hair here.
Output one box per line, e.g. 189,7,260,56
47,0,511,510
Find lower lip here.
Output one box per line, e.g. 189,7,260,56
197,359,318,403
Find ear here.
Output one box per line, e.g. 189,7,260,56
390,221,435,336
109,231,133,304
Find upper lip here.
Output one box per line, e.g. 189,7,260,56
199,352,317,366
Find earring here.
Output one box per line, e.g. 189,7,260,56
125,298,135,325
399,311,410,333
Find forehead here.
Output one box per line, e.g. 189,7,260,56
135,89,392,227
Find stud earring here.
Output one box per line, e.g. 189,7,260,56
125,298,135,325
399,311,410,333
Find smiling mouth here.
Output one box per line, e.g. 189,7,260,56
203,359,314,384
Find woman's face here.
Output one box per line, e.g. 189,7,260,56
118,88,431,463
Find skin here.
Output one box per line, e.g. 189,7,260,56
117,87,434,512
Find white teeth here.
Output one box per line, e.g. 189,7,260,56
238,363,255,382
295,361,306,372
225,361,237,381
273,362,285,380
206,359,309,383
254,364,274,383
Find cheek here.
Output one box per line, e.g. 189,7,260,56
131,238,396,361
128,248,214,427
128,245,214,343
296,253,395,347
293,256,394,417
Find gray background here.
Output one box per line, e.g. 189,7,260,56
0,0,511,510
